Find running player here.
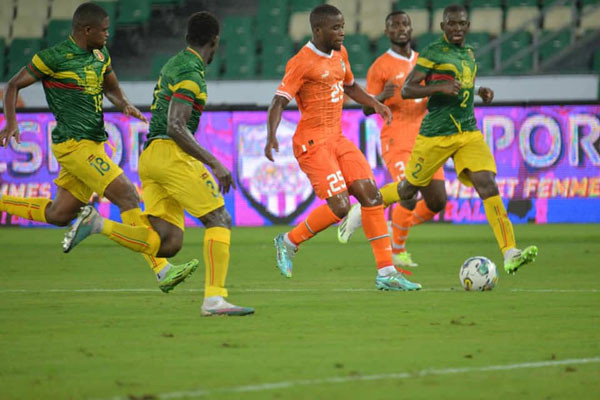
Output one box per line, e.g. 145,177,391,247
0,2,197,292
337,11,447,269
399,4,538,274
264,4,421,291
63,12,254,315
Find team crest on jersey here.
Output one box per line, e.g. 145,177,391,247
340,58,346,73
93,49,105,62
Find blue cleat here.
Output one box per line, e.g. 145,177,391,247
274,233,295,278
62,205,101,253
375,272,422,291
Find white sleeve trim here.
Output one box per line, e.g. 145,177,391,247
275,90,294,101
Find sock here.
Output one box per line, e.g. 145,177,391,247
377,265,397,277
0,196,50,223
288,204,341,246
483,195,516,255
121,208,168,274
361,204,393,269
391,204,413,254
379,182,400,207
101,219,162,256
156,264,171,281
204,227,231,298
411,200,437,226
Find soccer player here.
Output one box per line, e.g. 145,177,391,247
264,4,421,291
0,2,197,292
399,4,538,274
64,12,254,316
337,11,447,268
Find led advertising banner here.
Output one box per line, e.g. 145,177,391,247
1,105,599,227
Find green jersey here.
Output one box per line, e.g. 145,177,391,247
147,47,207,147
26,36,112,144
414,37,478,137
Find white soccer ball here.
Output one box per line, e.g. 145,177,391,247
459,256,498,291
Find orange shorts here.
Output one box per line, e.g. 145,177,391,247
294,136,374,199
383,146,445,183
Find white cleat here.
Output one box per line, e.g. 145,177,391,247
337,203,362,244
201,296,254,316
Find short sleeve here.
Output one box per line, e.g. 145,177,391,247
414,45,436,74
26,49,56,81
103,47,113,75
366,59,384,96
169,71,207,109
340,46,354,86
275,55,308,101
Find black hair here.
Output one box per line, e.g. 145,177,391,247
186,11,220,47
309,4,342,29
72,2,108,29
385,10,407,23
443,4,467,18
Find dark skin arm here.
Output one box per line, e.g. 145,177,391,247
103,71,147,122
0,67,37,147
402,69,462,99
264,95,289,162
362,80,397,116
344,82,392,124
167,100,235,194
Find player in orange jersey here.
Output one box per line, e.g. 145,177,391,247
337,10,447,268
264,4,421,291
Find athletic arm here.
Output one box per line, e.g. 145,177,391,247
264,95,290,162
103,71,147,123
166,100,235,193
362,81,397,116
0,67,37,147
345,82,392,124
401,69,461,99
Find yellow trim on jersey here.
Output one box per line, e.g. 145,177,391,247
186,46,204,63
449,113,463,134
416,57,435,69
435,63,460,77
32,55,54,76
168,80,207,101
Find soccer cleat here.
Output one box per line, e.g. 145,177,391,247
274,233,295,278
375,272,422,291
504,245,538,274
337,203,362,244
62,205,100,253
158,259,200,293
201,297,255,316
393,252,418,268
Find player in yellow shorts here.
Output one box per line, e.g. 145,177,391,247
399,4,538,274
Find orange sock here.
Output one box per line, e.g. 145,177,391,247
361,204,393,269
411,200,437,226
391,204,413,254
288,204,340,246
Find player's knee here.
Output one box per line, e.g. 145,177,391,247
158,236,182,258
398,180,417,201
476,182,500,200
328,197,350,219
200,207,232,229
426,196,446,213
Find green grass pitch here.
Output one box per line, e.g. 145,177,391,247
1,223,599,399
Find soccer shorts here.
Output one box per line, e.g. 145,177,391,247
294,135,374,199
51,138,124,203
405,130,496,187
382,145,444,183
139,139,225,230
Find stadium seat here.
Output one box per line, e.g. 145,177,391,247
506,5,541,33
431,0,459,10
469,0,502,7
467,32,493,73
579,4,600,35
374,34,389,59
256,0,289,41
326,0,359,16
539,29,571,62
222,15,255,44
416,32,440,51
223,54,257,79
291,0,323,13
289,11,312,42
45,19,72,46
51,0,88,19
116,0,152,26
0,8,12,41
261,37,293,79
7,38,43,77
500,31,533,73
344,33,370,76
358,0,391,38
543,5,574,31
15,0,49,20
12,16,45,39
205,51,222,80
149,53,173,79
407,9,431,37
469,7,503,36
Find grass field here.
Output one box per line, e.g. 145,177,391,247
1,223,599,400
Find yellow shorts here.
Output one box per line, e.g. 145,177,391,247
51,139,123,203
405,130,497,187
139,139,225,230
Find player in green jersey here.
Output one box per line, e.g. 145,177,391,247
63,12,254,316
0,2,198,292
398,4,538,274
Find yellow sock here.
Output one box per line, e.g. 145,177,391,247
101,219,161,256
121,208,168,274
483,195,516,255
379,182,400,207
204,227,231,298
0,196,50,223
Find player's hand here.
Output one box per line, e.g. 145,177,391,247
478,87,494,104
379,81,398,101
437,80,462,96
0,120,20,147
210,161,236,194
373,102,393,125
122,104,148,123
264,136,279,162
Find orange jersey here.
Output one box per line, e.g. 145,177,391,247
366,49,427,150
276,42,354,152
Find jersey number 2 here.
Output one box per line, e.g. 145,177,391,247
460,91,470,108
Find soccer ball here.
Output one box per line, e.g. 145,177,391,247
459,256,498,291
